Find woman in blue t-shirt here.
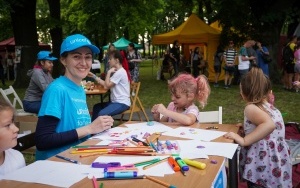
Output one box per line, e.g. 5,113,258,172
35,34,114,160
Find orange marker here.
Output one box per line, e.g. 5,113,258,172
167,157,180,172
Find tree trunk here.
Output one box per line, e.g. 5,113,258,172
47,0,63,78
7,0,39,88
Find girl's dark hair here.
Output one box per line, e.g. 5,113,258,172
128,43,135,48
109,50,123,63
109,43,115,48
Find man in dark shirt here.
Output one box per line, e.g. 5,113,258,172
170,40,180,77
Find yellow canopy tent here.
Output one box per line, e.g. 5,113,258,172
152,14,223,81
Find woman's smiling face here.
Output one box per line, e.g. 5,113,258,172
61,47,93,85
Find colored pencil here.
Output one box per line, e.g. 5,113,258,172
143,157,168,170
70,149,111,154
145,175,176,188
92,176,98,188
55,155,79,164
99,182,104,188
132,158,160,167
79,152,107,158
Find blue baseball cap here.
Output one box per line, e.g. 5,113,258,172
37,51,57,61
60,34,100,55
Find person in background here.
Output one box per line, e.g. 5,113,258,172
190,47,202,78
213,45,224,87
89,50,130,120
151,73,211,126
35,34,113,160
246,40,257,68
103,43,116,74
160,49,172,81
224,67,292,188
0,100,26,179
255,41,270,76
23,51,57,114
238,40,256,80
293,41,300,92
127,43,142,82
223,40,237,89
0,55,5,86
169,40,180,77
120,50,131,82
283,36,297,91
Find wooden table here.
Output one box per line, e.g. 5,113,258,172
85,85,109,104
0,122,239,188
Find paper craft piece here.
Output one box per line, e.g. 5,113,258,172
87,156,174,178
3,160,89,187
162,127,227,141
177,140,238,159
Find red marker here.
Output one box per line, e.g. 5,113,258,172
168,157,180,172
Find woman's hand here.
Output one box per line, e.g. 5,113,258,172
89,115,113,134
87,72,96,78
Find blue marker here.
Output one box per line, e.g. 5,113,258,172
104,171,138,178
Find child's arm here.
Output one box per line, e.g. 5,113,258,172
153,104,197,126
224,104,275,146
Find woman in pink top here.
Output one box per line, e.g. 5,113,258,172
151,73,210,126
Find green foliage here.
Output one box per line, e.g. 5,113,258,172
0,0,13,40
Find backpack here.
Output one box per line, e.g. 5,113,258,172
282,44,294,64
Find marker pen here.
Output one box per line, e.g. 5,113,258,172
104,171,138,178
175,157,189,171
168,157,180,172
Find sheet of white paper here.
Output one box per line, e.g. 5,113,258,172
87,156,174,178
177,140,238,159
162,127,226,141
3,161,90,188
124,121,174,133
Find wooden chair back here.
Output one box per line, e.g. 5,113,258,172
120,82,149,122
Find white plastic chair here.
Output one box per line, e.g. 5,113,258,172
197,106,222,124
0,86,36,116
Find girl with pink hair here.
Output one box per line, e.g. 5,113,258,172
151,73,210,126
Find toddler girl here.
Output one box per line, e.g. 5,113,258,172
151,73,210,126
224,67,292,188
0,100,25,179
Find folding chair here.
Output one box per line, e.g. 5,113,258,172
197,106,222,124
119,82,149,122
0,86,36,116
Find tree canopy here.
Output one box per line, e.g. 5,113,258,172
0,0,299,86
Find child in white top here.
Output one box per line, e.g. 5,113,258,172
0,100,25,179
151,73,211,126
90,50,131,120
